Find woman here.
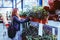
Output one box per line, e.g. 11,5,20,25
11,8,30,40
12,8,29,31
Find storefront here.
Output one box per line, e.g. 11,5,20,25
0,0,60,40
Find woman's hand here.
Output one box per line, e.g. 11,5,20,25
29,17,33,20
21,18,26,20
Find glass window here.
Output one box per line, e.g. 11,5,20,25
0,8,12,13
23,0,38,11
3,0,13,7
0,0,2,7
43,0,49,6
16,0,21,11
17,0,21,8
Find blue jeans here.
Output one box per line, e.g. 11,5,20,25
13,23,23,40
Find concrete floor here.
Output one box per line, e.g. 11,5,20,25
0,23,22,40
0,23,12,40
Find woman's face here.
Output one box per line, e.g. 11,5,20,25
16,10,19,15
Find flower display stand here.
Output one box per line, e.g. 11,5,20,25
38,20,60,40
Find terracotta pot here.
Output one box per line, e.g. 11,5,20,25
30,17,48,24
42,18,48,24
39,19,42,23
31,18,39,22
20,16,26,19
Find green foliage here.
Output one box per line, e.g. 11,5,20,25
19,6,49,19
19,11,29,17
29,6,49,19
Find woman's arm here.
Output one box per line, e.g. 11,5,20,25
13,16,30,23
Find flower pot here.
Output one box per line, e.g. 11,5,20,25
20,16,26,19
39,19,42,23
31,18,39,22
42,18,48,24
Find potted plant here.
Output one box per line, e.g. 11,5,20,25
39,8,49,24
28,10,39,22
28,7,41,22
29,6,49,24
20,11,28,18
34,6,49,24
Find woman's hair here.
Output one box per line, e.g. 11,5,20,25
12,8,18,17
